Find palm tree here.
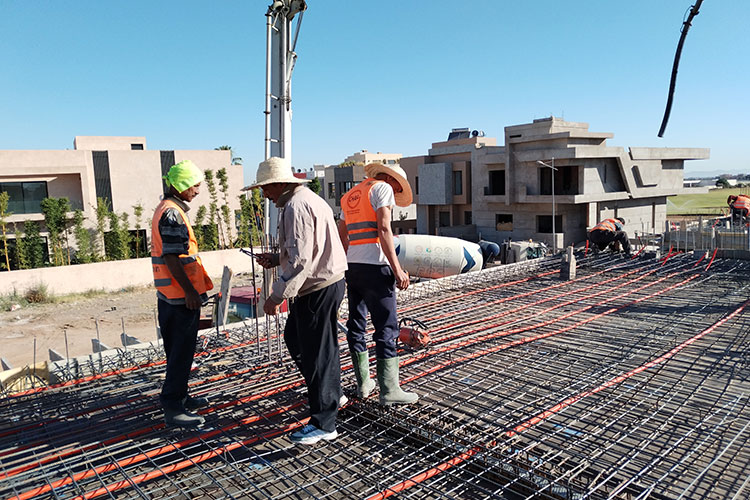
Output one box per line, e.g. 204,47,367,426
215,145,243,165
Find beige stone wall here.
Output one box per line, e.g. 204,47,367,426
0,248,253,296
74,136,147,151
0,150,96,226
0,143,243,245
106,150,163,215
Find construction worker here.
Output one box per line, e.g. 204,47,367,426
337,163,418,406
727,194,749,225
479,240,500,268
588,217,632,257
250,157,348,445
151,160,214,428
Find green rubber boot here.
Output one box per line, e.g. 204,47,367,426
377,357,419,406
351,350,376,398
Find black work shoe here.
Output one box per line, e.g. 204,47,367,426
164,408,205,428
183,395,209,410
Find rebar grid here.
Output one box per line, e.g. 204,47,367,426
1,253,749,499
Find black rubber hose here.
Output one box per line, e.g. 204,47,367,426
658,0,704,138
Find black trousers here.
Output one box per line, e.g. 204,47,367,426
345,263,399,359
588,229,631,254
284,279,345,432
158,299,200,411
731,208,748,225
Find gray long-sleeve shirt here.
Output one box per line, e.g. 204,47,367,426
269,185,347,303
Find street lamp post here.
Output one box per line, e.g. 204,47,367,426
536,158,557,254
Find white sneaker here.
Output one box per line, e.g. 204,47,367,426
290,424,338,445
339,394,348,407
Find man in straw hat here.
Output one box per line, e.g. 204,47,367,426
249,156,348,445
337,163,419,406
151,160,214,428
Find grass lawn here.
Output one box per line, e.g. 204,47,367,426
667,189,749,215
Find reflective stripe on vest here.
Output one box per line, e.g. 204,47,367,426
151,198,213,299
734,195,750,210
342,179,382,246
592,219,618,232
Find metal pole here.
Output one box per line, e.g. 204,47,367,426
537,159,557,254
551,157,556,254
264,13,272,161
264,12,274,242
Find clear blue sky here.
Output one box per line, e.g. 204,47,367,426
1,1,748,182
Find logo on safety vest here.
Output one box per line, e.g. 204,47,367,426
347,191,361,210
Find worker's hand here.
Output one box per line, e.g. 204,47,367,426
184,289,202,310
394,268,409,290
263,298,280,316
256,252,279,269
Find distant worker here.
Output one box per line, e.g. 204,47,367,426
251,157,348,445
151,160,214,428
727,194,750,225
588,217,632,257
478,240,500,268
338,163,418,406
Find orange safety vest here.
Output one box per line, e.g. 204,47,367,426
733,195,750,211
151,198,213,299
341,179,382,246
592,218,619,232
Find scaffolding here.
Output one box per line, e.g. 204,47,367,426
1,252,749,499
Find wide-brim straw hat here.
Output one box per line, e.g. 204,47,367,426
244,157,308,190
364,163,413,207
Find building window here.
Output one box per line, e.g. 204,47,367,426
496,214,513,231
415,176,419,195
439,211,450,227
328,182,335,199
0,182,48,214
93,151,114,204
464,211,472,225
540,166,579,195
537,215,563,233
130,143,144,150
487,170,505,195
453,171,463,195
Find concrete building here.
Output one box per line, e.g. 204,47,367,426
321,150,404,211
317,150,416,232
400,128,496,235
401,119,709,248
0,136,242,266
343,149,401,167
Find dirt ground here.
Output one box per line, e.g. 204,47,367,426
0,286,161,369
0,273,259,370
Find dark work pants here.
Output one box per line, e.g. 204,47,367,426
158,299,200,411
588,230,631,254
731,208,748,225
284,279,345,432
345,263,399,359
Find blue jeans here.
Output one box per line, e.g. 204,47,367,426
345,263,399,359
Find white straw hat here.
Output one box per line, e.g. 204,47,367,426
364,163,413,207
244,157,308,190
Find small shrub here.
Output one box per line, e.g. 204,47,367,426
25,284,50,303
